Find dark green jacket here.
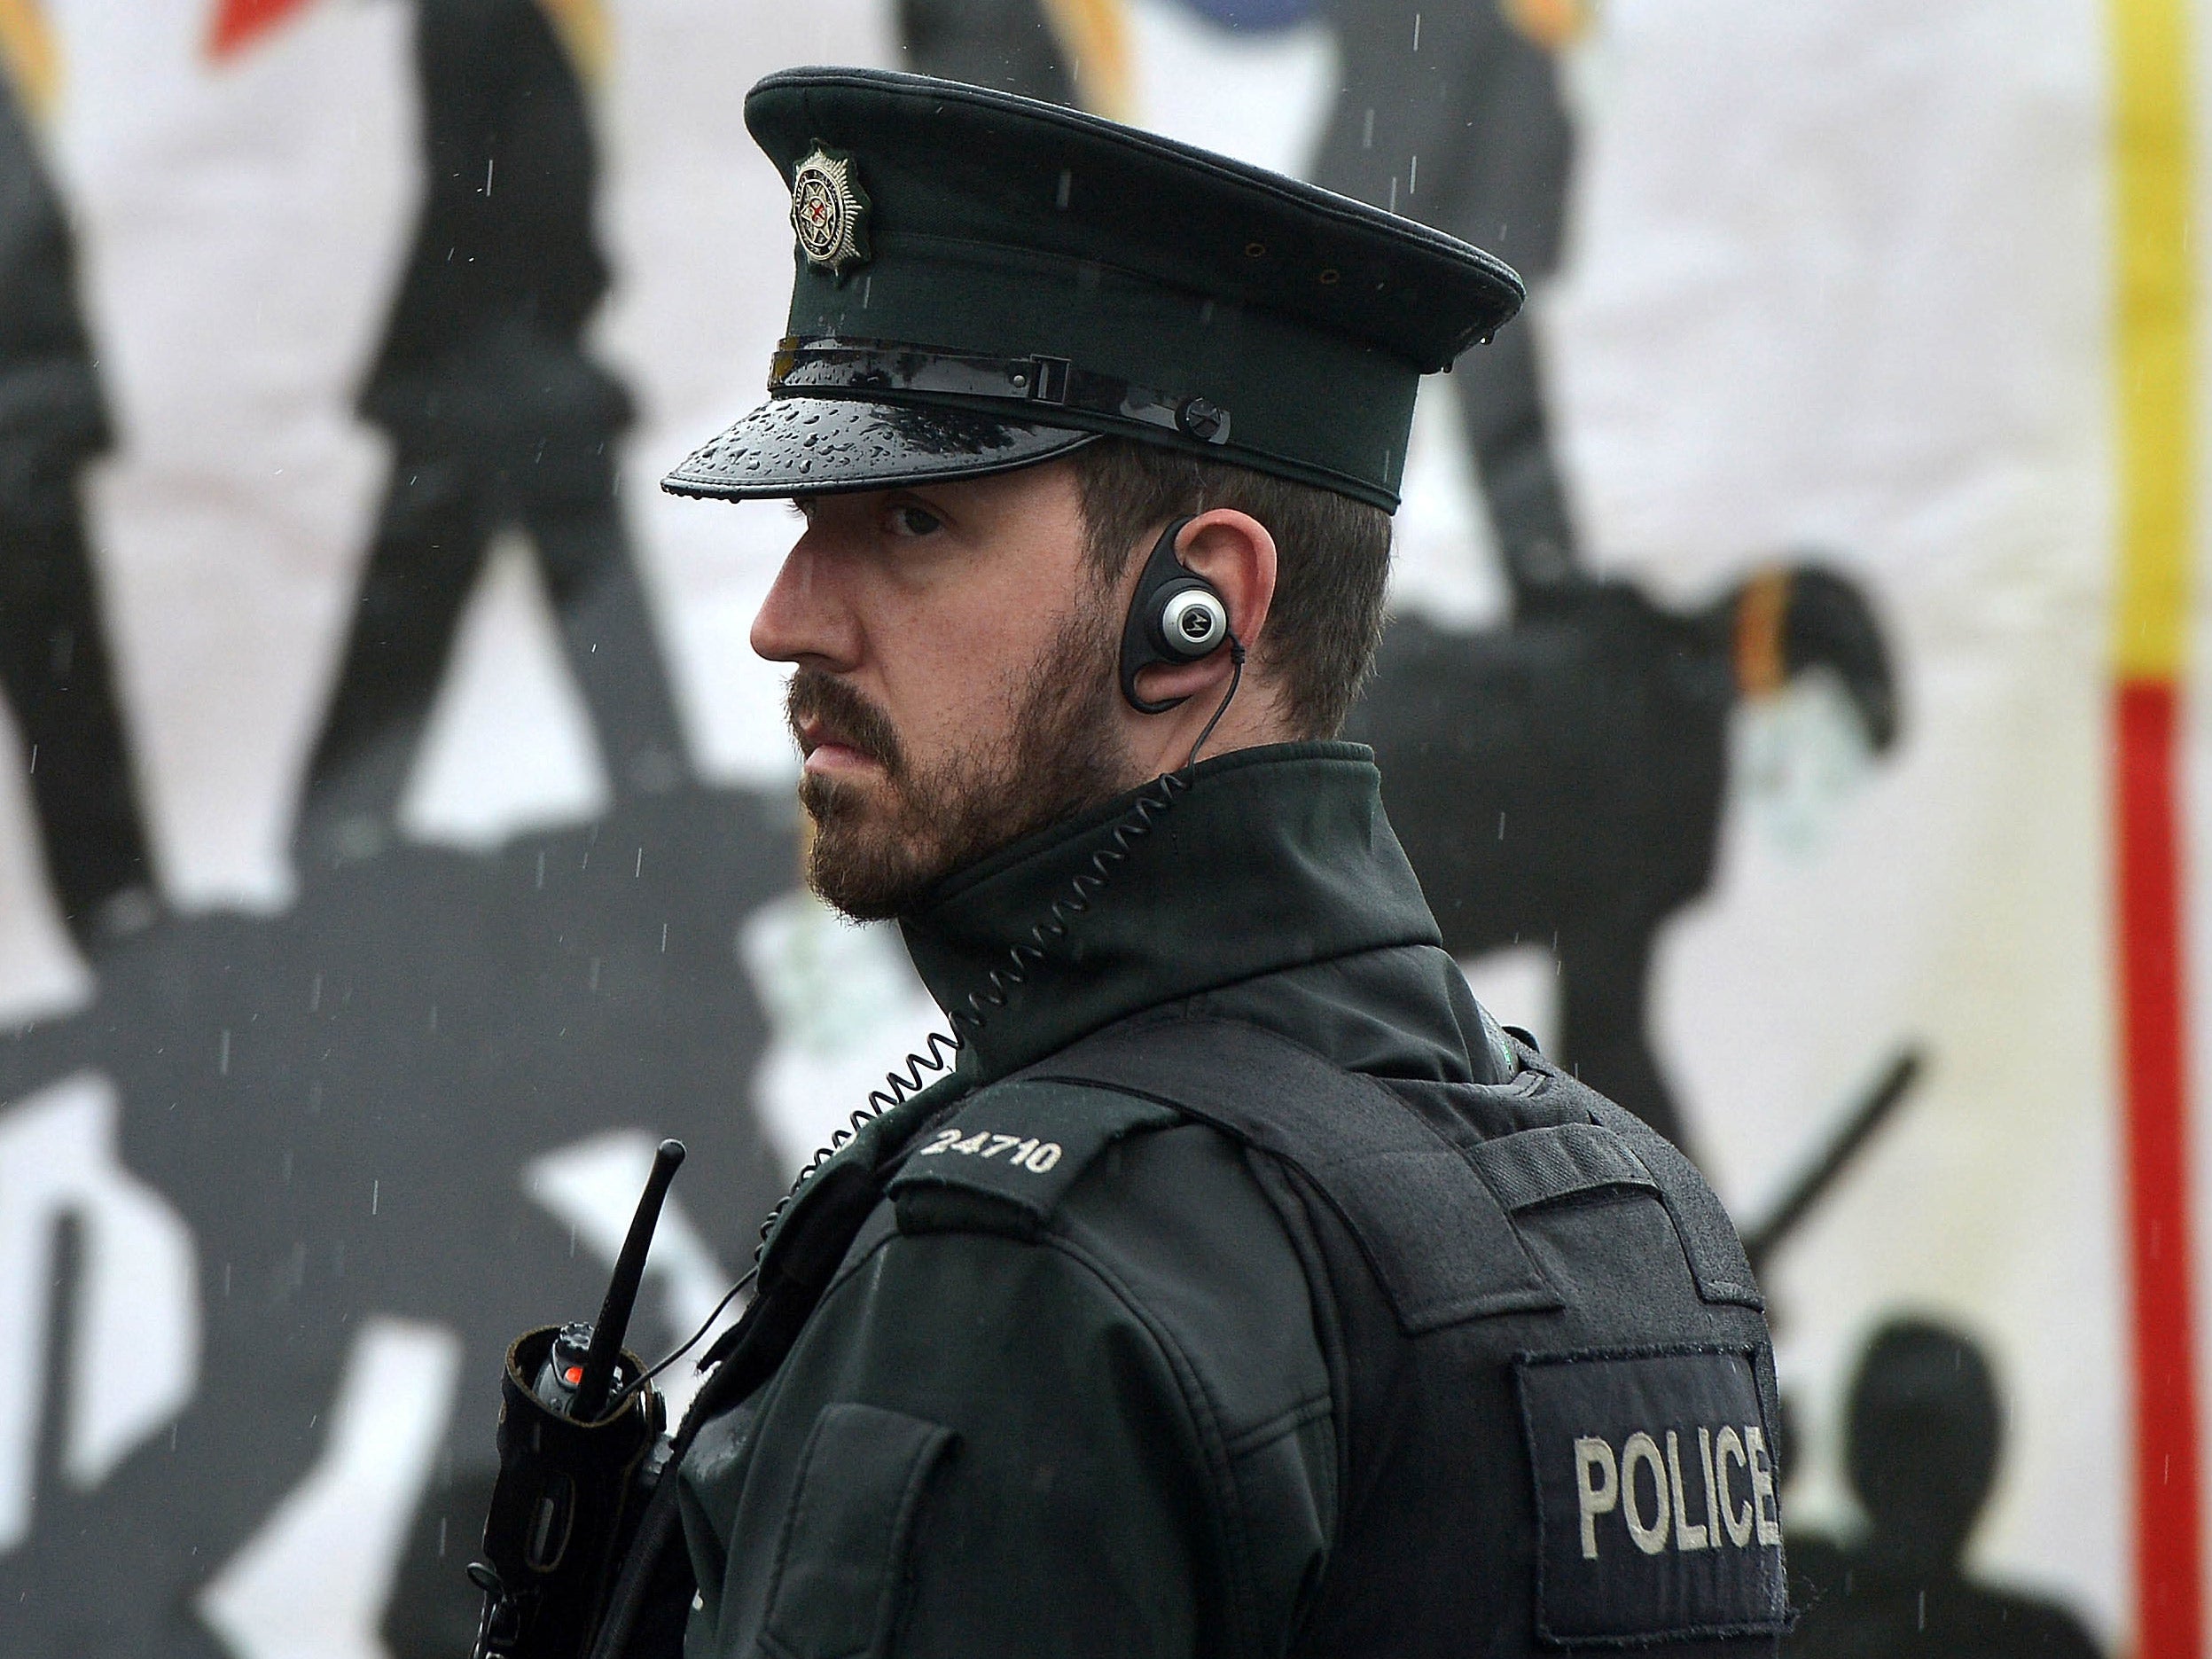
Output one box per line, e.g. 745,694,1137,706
677,743,1515,1657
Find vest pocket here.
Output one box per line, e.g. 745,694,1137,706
757,1402,957,1659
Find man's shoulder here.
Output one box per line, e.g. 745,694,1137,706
879,1067,1332,1450
885,1013,1387,1248
885,1074,1185,1240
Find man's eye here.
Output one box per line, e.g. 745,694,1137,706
887,505,943,537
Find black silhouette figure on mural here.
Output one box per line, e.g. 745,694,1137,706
895,0,1907,1167
0,67,159,946
1309,0,1582,605
1304,3,1913,1162
0,787,799,1657
902,0,1576,600
1346,564,1898,1161
900,0,1080,105
1786,1317,2103,1659
300,0,687,867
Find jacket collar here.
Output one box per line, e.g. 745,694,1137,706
898,741,1443,1085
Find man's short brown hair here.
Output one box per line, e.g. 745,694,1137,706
1069,439,1393,739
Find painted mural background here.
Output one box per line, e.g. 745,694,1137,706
0,0,2183,1652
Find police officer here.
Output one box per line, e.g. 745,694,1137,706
606,67,1786,1658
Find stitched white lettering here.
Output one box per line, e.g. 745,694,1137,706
1620,1433,1670,1554
913,1128,1065,1173
1715,1427,1754,1546
1574,1437,1618,1560
1668,1430,1708,1550
1568,1422,1784,1559
1747,1426,1782,1546
1698,1425,1720,1546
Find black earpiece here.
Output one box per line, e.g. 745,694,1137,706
1119,516,1232,714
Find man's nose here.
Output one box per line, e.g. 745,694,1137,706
751,538,861,669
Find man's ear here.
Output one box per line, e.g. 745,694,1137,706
1125,508,1278,710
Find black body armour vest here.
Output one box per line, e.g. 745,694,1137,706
1022,1014,1790,1656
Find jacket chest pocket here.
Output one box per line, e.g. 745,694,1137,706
756,1403,957,1659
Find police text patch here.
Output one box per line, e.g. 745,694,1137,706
1513,1347,1788,1646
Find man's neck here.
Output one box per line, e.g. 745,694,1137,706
896,742,1442,1084
1116,677,1295,784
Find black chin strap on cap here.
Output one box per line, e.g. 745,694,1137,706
1120,517,1231,715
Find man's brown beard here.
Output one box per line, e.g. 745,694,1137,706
789,600,1131,920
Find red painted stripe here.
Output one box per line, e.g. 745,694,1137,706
206,0,317,59
2116,677,2203,1657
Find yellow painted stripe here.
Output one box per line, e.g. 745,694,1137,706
535,0,611,86
1039,0,1134,121
1503,0,1596,51
2110,0,2196,679
0,0,59,122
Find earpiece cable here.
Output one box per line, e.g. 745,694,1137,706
1186,634,1246,769
667,632,1238,1392
674,757,1196,1388
602,1266,758,1420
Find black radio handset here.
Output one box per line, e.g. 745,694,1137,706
471,1139,686,1659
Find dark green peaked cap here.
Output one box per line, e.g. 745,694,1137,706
662,67,1525,512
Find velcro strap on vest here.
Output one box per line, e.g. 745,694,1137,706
1506,1037,1764,1311
1468,1122,1655,1213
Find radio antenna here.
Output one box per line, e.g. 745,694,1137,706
570,1139,685,1423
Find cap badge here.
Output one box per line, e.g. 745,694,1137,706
790,146,871,277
